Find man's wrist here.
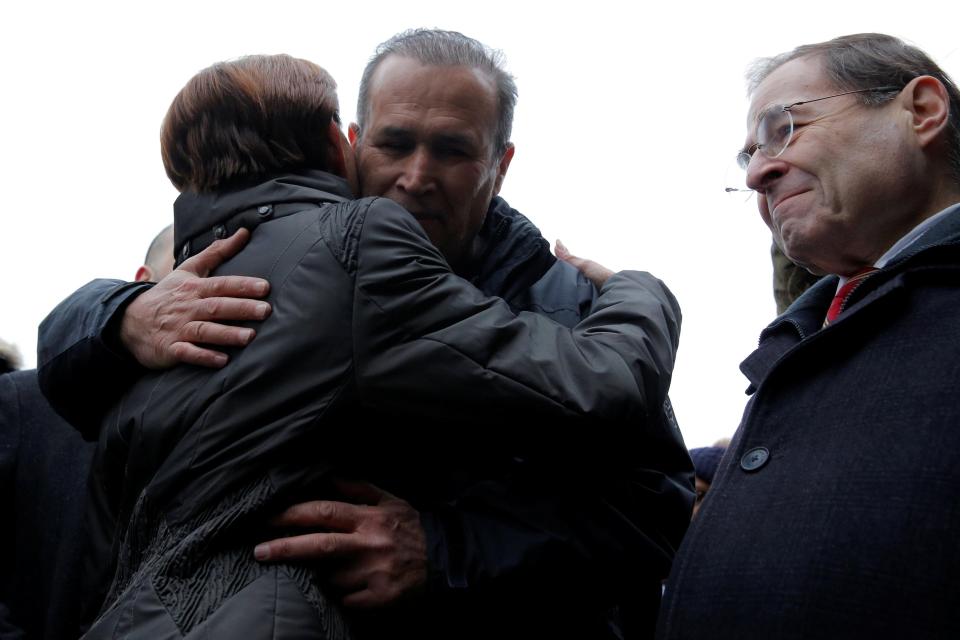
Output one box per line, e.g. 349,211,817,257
105,282,154,364
418,508,465,596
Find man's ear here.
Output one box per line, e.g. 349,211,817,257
348,123,361,148
903,75,951,149
492,143,515,195
327,120,348,178
134,265,153,283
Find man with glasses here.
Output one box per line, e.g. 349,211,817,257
658,33,960,638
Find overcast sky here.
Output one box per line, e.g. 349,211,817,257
2,0,957,446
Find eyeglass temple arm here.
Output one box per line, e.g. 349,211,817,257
788,85,902,109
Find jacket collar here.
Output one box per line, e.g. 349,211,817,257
741,207,960,390
880,202,960,271
173,170,353,264
462,196,555,299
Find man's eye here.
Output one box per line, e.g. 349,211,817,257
789,120,809,133
435,145,469,158
377,140,412,153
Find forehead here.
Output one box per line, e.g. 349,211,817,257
366,55,498,140
747,56,836,127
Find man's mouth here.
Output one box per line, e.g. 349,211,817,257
770,189,809,213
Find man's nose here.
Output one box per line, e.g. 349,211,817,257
745,151,788,193
396,148,437,195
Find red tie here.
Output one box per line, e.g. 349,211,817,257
824,267,878,326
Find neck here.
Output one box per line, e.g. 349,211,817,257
866,171,960,265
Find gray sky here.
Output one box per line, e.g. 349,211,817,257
2,0,957,447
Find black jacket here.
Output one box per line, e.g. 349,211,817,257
0,370,95,639
658,207,960,639
41,172,692,639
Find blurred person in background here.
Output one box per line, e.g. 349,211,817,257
688,445,726,519
0,339,21,375
134,224,174,283
0,225,174,638
771,243,820,314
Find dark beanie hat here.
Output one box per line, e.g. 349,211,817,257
689,446,726,484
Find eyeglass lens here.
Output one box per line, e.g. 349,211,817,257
758,107,793,160
736,106,794,170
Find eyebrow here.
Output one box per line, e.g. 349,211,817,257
432,132,478,149
375,125,413,139
375,125,480,150
751,103,779,125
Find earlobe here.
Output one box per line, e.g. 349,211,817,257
134,265,153,283
493,143,515,194
906,75,951,148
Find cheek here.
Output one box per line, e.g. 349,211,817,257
357,152,393,193
467,164,501,205
758,196,774,230
443,169,490,215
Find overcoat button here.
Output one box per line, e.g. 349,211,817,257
213,225,227,239
257,205,273,217
740,447,770,472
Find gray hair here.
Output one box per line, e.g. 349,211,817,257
0,338,22,374
356,28,518,157
748,33,960,182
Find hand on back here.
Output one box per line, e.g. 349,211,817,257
120,228,272,369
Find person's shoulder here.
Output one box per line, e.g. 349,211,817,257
0,369,40,401
0,372,16,417
318,196,421,237
0,370,41,443
317,197,438,276
355,197,434,246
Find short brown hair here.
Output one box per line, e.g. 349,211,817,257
161,54,340,193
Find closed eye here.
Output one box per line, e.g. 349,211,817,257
434,144,471,159
376,139,413,155
371,127,415,155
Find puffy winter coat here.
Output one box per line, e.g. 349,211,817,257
77,170,686,639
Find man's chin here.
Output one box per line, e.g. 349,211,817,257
779,241,824,276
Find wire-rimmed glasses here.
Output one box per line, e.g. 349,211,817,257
725,85,901,195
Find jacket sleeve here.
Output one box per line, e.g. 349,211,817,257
352,199,682,426
352,199,693,607
37,279,152,440
418,434,693,610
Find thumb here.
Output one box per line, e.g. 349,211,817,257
180,228,251,277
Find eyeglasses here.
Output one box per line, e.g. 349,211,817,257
735,85,902,171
